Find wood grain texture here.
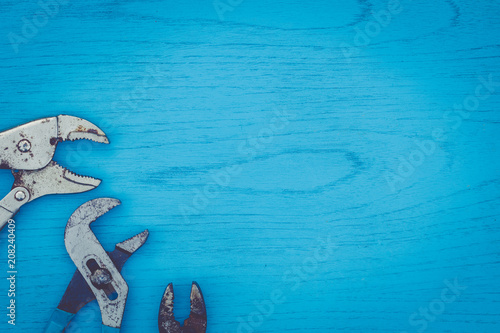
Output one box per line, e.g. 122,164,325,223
0,0,499,332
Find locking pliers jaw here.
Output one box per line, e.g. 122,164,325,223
0,115,108,171
0,115,109,230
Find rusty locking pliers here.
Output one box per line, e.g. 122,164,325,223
0,115,109,230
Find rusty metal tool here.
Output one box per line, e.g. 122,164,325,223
45,198,148,333
0,115,109,231
158,282,207,333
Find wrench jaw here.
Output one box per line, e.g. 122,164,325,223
65,198,121,230
159,283,207,333
116,230,150,255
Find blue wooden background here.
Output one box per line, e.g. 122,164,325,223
0,0,499,332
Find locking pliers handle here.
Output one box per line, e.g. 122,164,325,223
0,187,30,230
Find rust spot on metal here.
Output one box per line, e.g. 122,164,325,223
50,137,63,145
159,283,207,333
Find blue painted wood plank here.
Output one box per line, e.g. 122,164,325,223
0,0,499,332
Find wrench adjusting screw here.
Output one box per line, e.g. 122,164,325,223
91,268,112,288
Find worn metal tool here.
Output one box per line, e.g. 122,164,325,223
0,115,109,230
45,198,148,333
159,282,207,333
